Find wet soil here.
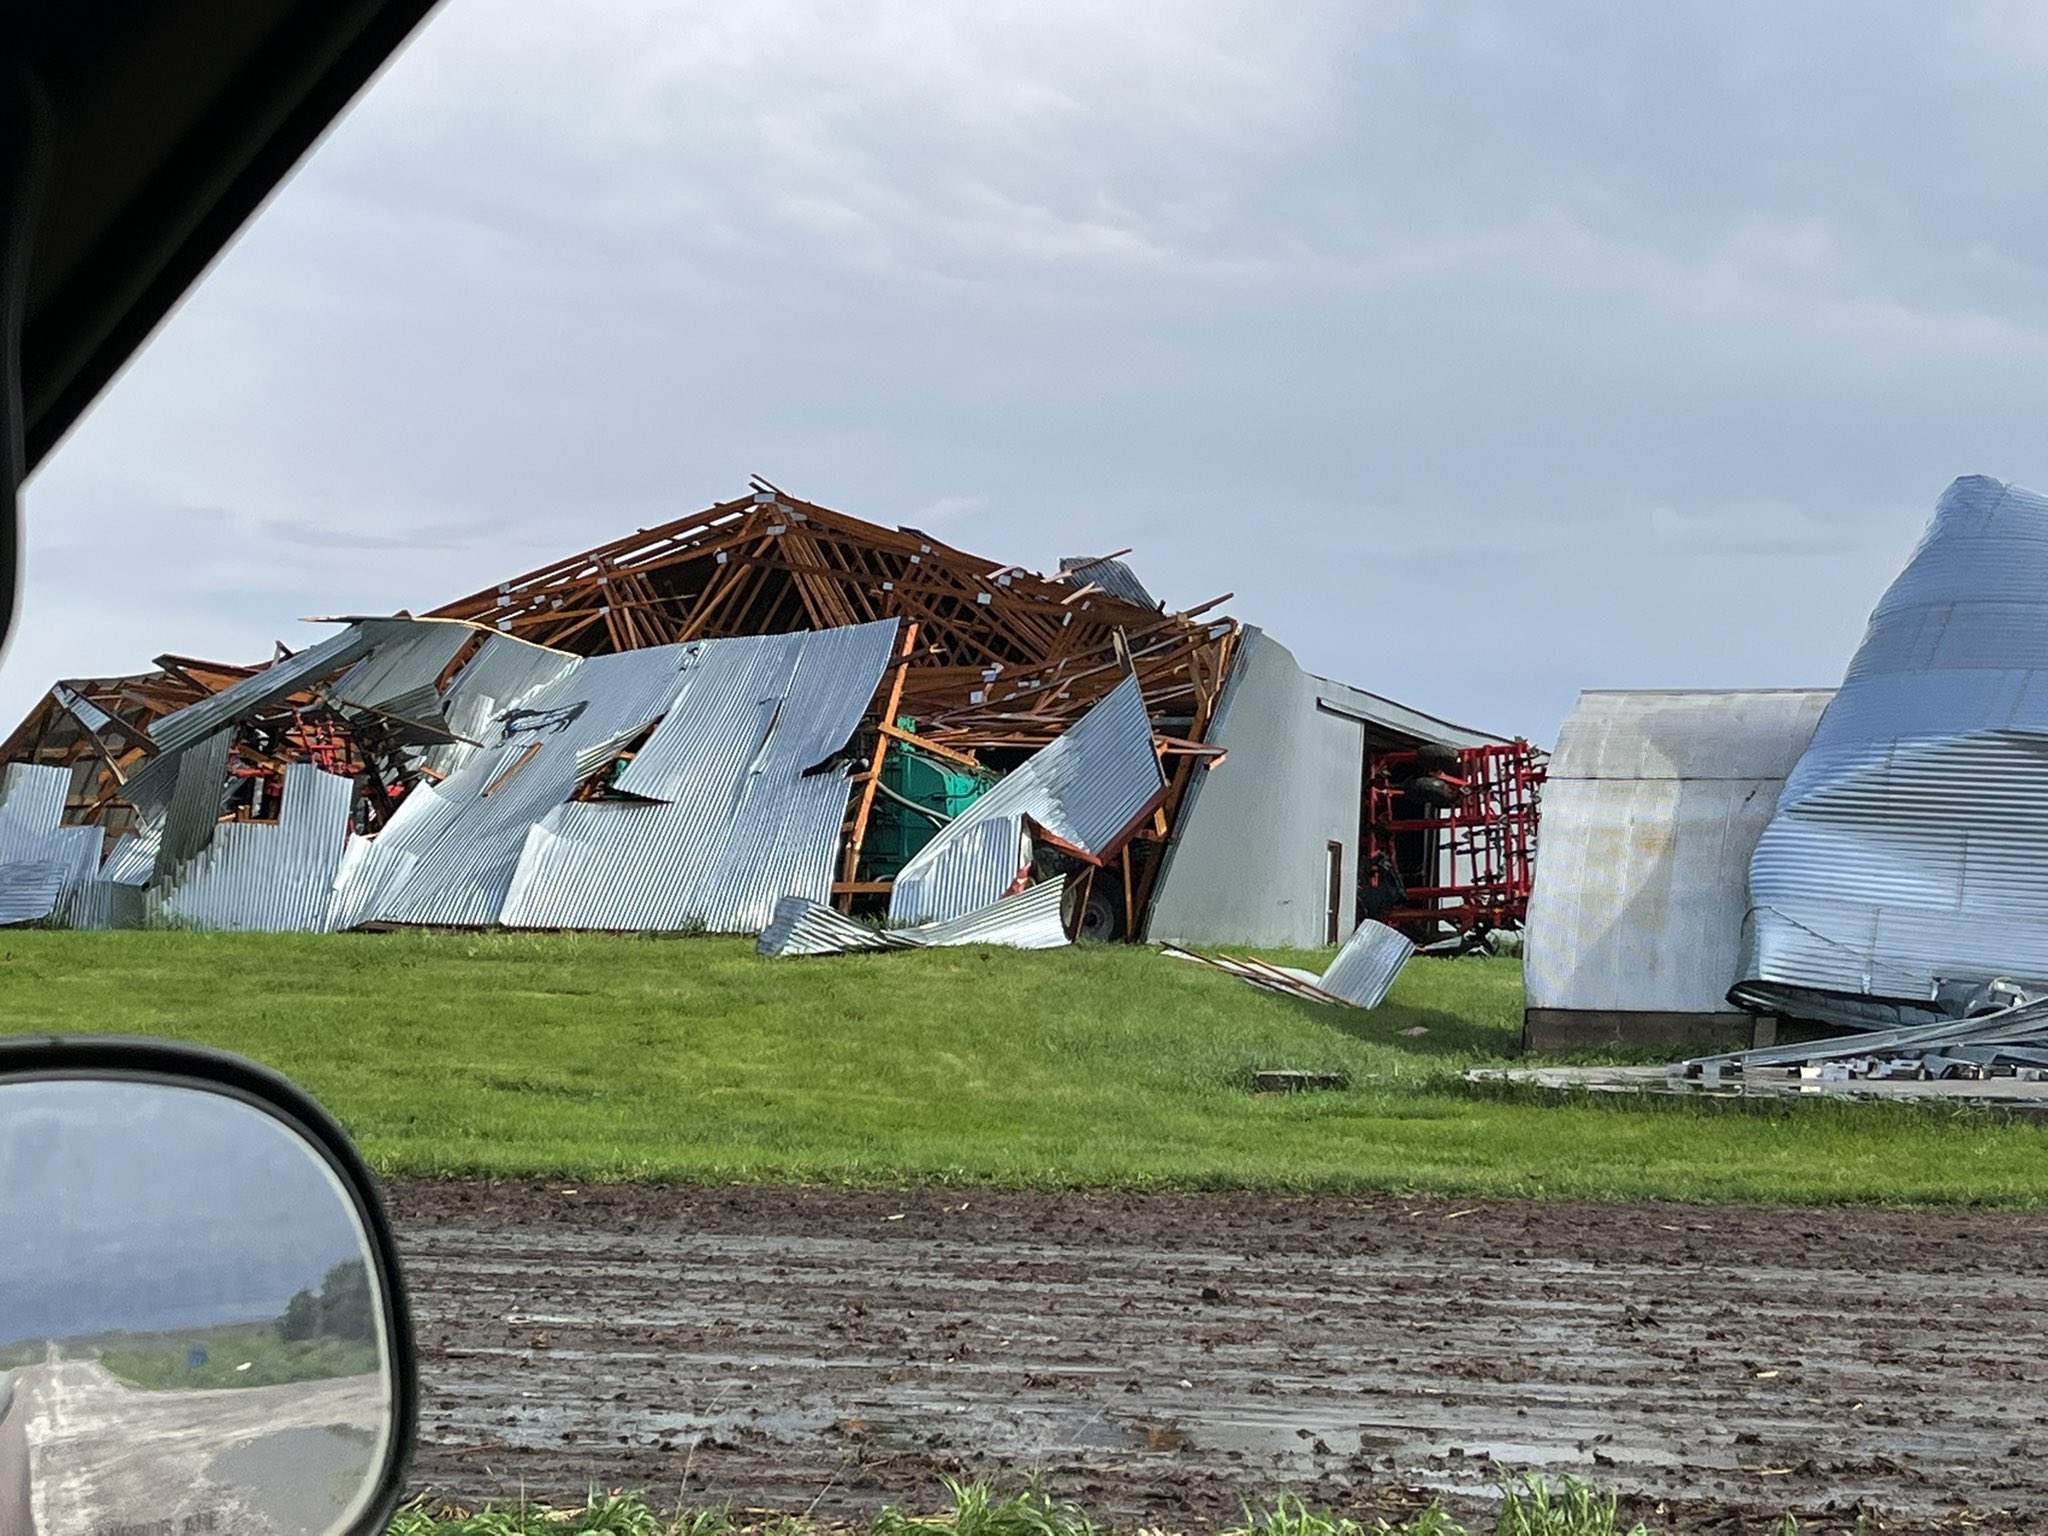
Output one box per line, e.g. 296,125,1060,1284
389,1182,2048,1534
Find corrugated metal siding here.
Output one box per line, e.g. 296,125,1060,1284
758,897,907,956
0,764,104,925
357,645,694,928
1060,555,1159,611
914,879,1068,949
0,864,67,927
424,634,581,778
1318,919,1416,1008
152,764,355,931
151,730,234,875
496,623,900,934
149,626,372,754
329,619,478,740
889,672,1163,924
759,878,1069,957
1526,689,1832,1014
59,877,145,930
360,622,900,934
1740,477,2048,1022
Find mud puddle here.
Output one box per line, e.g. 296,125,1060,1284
387,1182,2048,1533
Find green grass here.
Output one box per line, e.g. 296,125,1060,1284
388,1480,1853,1536
97,1320,379,1390
2,929,2045,1204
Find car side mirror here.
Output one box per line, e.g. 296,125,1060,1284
0,1037,415,1536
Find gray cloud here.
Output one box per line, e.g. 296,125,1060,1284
10,0,2048,744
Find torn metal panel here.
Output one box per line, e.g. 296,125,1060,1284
1318,919,1419,1009
914,879,1069,949
498,622,900,934
1737,476,2048,1027
355,645,695,928
56,876,145,931
147,625,372,755
889,672,1164,924
0,764,104,925
150,729,234,875
360,621,901,934
135,617,488,813
100,829,158,886
152,764,355,931
423,633,581,778
52,682,121,740
1060,554,1159,612
1525,689,1833,1016
1160,946,1353,1006
758,896,901,956
759,878,1069,957
0,864,67,926
327,618,478,741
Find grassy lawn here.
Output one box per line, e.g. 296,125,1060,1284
394,1479,1671,1536
1,929,2044,1205
97,1321,379,1390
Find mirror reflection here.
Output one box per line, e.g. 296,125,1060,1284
0,1079,392,1536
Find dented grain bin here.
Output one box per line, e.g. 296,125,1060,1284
1735,475,2048,1030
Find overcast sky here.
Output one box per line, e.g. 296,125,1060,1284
0,1081,370,1341
10,1,2048,742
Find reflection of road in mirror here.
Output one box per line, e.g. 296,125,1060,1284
8,1341,383,1536
1,1367,31,1536
0,1080,394,1536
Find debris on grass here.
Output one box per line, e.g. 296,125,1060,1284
1162,918,1415,1011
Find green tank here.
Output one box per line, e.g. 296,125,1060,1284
864,720,999,882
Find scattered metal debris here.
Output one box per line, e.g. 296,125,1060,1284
1676,988,2048,1086
887,671,1165,925
1160,918,1415,1010
1465,1062,2048,1112
757,879,1070,957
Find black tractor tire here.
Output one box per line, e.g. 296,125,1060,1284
1034,844,1082,883
1078,889,1125,944
1410,774,1463,807
1416,742,1463,773
1358,881,1403,921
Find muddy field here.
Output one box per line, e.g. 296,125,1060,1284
390,1182,2048,1533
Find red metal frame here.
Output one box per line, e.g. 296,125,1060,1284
1362,740,1546,940
223,707,412,833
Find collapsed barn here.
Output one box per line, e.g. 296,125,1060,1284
0,487,1538,944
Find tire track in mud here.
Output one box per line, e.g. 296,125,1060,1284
389,1183,2048,1532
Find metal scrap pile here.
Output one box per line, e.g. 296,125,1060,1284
0,487,1233,943
1678,984,2048,1091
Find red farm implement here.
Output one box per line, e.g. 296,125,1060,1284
1360,740,1545,942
